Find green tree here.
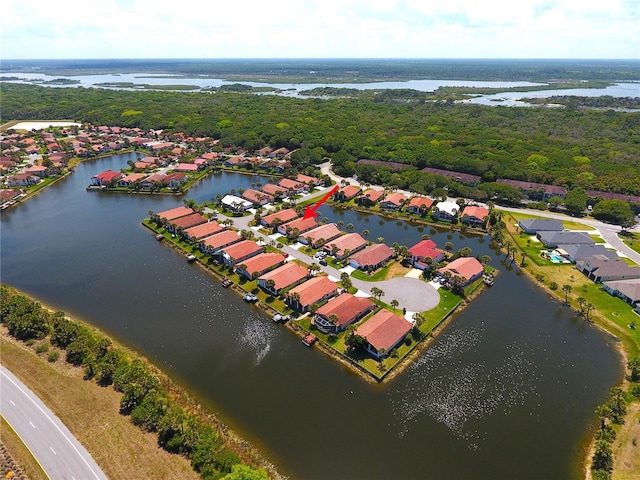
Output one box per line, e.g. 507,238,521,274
221,464,269,480
562,284,572,304
628,356,640,382
591,440,614,472
592,199,635,227
564,188,588,216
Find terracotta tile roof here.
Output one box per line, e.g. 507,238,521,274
220,240,263,262
350,243,394,267
355,310,411,353
183,221,224,240
301,223,342,245
408,239,441,259
261,183,287,196
315,293,374,329
175,163,198,172
288,276,339,307
360,189,384,202
323,233,367,257
94,170,122,182
261,208,299,226
258,262,308,291
242,188,273,204
461,205,489,221
381,192,408,207
201,230,241,250
237,253,286,277
437,257,484,283
120,173,147,183
295,173,319,185
278,178,305,191
336,185,361,199
407,196,434,209
279,217,318,235
171,213,208,230
156,206,194,221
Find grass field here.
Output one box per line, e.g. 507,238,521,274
499,209,596,231
1,330,200,480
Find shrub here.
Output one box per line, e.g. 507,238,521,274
36,342,49,354
47,351,60,363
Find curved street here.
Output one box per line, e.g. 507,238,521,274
0,365,108,480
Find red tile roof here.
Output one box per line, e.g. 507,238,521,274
438,257,484,283
175,163,198,172
278,178,305,191
381,192,408,207
350,243,394,267
361,189,384,202
201,230,241,250
94,170,122,182
171,213,208,230
295,173,319,185
315,293,374,329
323,233,367,257
156,206,194,221
242,188,273,204
337,185,361,199
220,240,263,262
408,239,440,258
258,262,308,291
183,221,224,240
261,183,287,196
355,310,411,354
461,205,489,221
279,217,318,235
407,196,434,209
262,208,299,226
237,253,286,277
288,276,339,307
301,223,342,246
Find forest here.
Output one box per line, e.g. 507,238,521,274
1,82,639,197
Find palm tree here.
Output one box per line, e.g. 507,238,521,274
337,220,344,230
308,263,321,276
562,284,572,304
577,296,587,315
346,223,354,232
362,229,370,240
377,237,385,244
340,272,353,290
479,255,492,265
444,241,454,251
370,287,382,303
390,299,399,312
421,233,430,240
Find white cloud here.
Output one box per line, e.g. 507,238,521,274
1,0,638,58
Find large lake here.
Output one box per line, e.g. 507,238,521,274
0,153,623,479
2,71,638,106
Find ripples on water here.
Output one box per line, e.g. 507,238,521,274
391,324,540,450
237,316,276,366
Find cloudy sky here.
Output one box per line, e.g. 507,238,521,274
2,0,638,59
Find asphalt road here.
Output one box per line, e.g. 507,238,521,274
0,365,108,480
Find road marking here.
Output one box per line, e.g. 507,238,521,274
29,421,36,428
50,446,57,455
9,400,16,406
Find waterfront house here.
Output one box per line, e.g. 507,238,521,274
408,239,446,270
164,172,188,189
323,233,367,259
174,163,199,173
24,165,49,178
357,189,384,207
518,219,564,234
277,217,318,238
379,192,408,211
90,170,122,186
216,240,263,265
235,252,287,280
257,262,309,296
8,174,40,187
437,257,484,287
460,206,490,226
221,194,253,213
295,173,321,187
349,244,395,271
139,173,168,189
200,230,242,254
241,188,273,207
167,213,208,233
405,196,434,215
602,279,640,307
355,310,412,359
223,155,249,168
117,173,147,187
155,205,194,222
432,201,460,222
299,223,342,248
183,221,224,241
261,208,299,229
261,183,287,199
333,185,361,202
576,257,640,283
537,231,595,248
313,293,375,334
286,276,340,313
559,244,618,263
278,178,307,194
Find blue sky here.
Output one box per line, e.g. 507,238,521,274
2,0,638,59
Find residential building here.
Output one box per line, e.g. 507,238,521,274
200,230,242,254
278,178,307,194
241,188,273,206
277,217,318,237
216,239,263,265
602,279,640,307
286,276,339,312
355,310,412,358
323,233,367,259
257,262,309,296
235,253,287,280
349,244,394,271
117,173,147,187
334,185,361,201
8,174,40,187
154,206,193,222
559,244,618,263
497,179,567,200
261,208,299,228
460,206,490,226
261,183,287,198
90,170,122,186
313,293,375,334
432,201,460,222
357,189,384,207
379,192,408,211
576,257,640,283
183,221,224,241
295,173,321,187
408,240,446,270
174,163,199,172
405,196,434,215
168,213,208,233
537,231,595,248
421,167,481,185
221,194,253,212
437,257,484,286
299,223,342,247
518,219,564,234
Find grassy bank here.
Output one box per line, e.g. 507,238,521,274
0,285,278,480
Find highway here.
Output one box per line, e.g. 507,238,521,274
0,365,108,480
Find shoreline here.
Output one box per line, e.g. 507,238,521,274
0,284,285,480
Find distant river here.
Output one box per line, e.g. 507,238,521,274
2,71,638,105
0,153,623,480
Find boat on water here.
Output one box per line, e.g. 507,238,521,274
243,293,258,302
483,275,494,286
302,333,317,347
186,254,197,263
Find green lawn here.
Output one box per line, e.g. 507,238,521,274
621,232,640,255
351,265,390,282
500,209,595,231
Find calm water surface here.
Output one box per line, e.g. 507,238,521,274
0,154,623,480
